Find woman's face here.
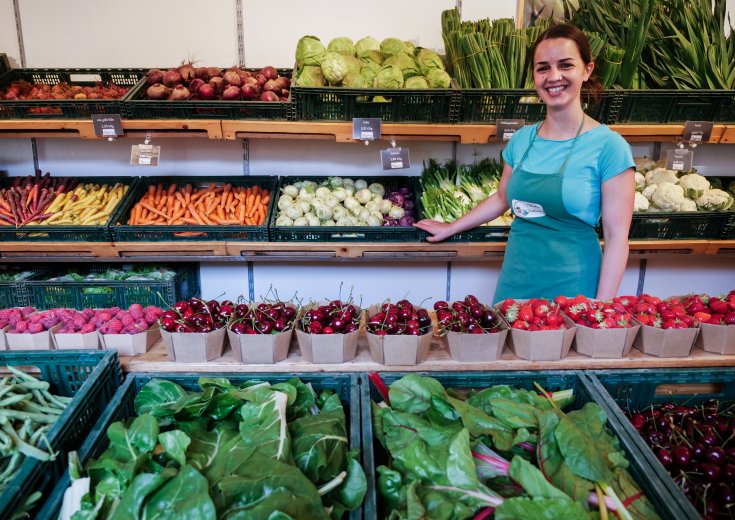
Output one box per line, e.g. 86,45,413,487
533,37,593,111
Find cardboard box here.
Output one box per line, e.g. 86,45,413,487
695,323,735,355
632,319,699,357
0,326,6,350
572,315,641,358
296,328,359,364
228,328,293,364
53,330,101,350
102,327,161,357
367,330,432,365
495,300,575,361
160,326,226,362
6,323,62,351
443,305,508,362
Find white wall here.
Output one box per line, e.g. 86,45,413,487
1,0,734,303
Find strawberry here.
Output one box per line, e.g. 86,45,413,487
709,298,729,315
724,312,735,325
694,311,712,322
634,314,651,326
553,295,569,307
512,320,529,330
518,305,534,322
545,313,564,327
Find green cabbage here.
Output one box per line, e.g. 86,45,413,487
327,37,356,56
403,41,416,56
296,36,326,67
296,66,326,87
426,69,451,88
355,36,380,56
343,72,368,88
321,52,351,85
360,62,381,85
404,76,429,88
374,64,404,88
344,55,361,75
380,38,406,56
358,50,384,65
415,48,445,76
383,53,420,78
373,96,391,102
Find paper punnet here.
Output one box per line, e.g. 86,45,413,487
228,328,293,364
102,327,161,357
161,326,226,362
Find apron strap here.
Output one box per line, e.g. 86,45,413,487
516,115,586,174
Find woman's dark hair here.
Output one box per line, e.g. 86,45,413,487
531,23,603,106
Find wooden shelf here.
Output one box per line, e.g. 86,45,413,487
0,239,729,262
122,334,735,373
0,119,733,143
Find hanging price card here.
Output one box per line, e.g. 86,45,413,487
92,114,123,137
352,118,381,141
682,121,714,143
666,149,693,172
130,144,161,166
495,119,525,142
381,147,410,170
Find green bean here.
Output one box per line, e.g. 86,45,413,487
0,394,31,408
1,423,55,462
16,380,50,391
0,452,22,485
0,409,58,424
20,401,62,416
31,389,49,408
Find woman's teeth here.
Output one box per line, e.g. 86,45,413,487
547,85,567,94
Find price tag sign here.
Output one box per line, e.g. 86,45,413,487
682,121,714,143
130,144,161,166
352,118,381,141
381,147,410,170
666,149,693,172
92,114,123,138
495,118,525,142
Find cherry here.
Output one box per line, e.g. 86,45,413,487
322,326,334,334
273,318,288,332
330,318,345,331
657,448,673,468
434,300,449,310
701,463,722,483
673,445,692,468
722,463,735,480
706,447,725,464
344,323,358,333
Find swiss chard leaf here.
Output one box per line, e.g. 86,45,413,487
446,429,480,489
326,452,368,513
142,465,216,520
568,403,629,472
158,430,191,467
507,456,569,501
467,385,551,414
109,468,176,520
389,374,449,414
555,415,613,483
238,391,292,463
494,496,591,520
609,467,660,520
487,398,539,430
446,397,513,450
291,405,348,484
177,419,235,473
270,382,298,405
425,395,462,429
286,378,317,420
134,379,189,419
377,465,406,513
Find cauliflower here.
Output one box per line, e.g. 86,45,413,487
696,189,735,211
634,156,657,172
680,199,697,212
678,173,710,199
651,182,687,212
634,172,646,191
634,192,650,212
645,167,679,186
641,184,658,201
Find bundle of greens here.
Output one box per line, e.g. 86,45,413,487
46,266,176,284
420,158,512,226
371,374,659,519
0,270,33,282
65,377,366,519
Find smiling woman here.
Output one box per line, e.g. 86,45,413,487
415,24,635,304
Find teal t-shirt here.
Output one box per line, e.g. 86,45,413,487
501,123,635,227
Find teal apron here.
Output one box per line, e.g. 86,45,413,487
493,119,602,303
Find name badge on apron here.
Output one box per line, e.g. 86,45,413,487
512,199,546,218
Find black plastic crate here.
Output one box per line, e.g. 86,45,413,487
585,368,735,519
37,372,362,520
362,370,689,520
0,54,10,77
0,266,45,308
0,350,123,518
610,90,735,124
123,68,293,120
0,176,137,242
110,176,275,242
454,89,619,124
269,175,423,242
614,211,734,240
0,68,143,119
24,263,199,310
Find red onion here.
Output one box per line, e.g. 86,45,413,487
197,83,216,100
195,67,209,81
260,91,279,102
146,83,171,100
237,70,251,82
281,89,290,99
240,84,259,100
188,78,205,92
206,66,222,78
162,70,182,87
259,66,278,81
169,85,191,100
222,85,241,100
223,70,242,87
146,68,164,85
263,80,282,96
279,96,288,102
179,63,196,82
255,74,267,87
3,91,18,100
209,77,225,95
274,76,291,90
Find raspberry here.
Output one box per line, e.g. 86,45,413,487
135,319,148,329
28,322,43,334
129,309,145,320
115,310,127,320
82,308,95,319
129,303,144,313
80,324,96,334
0,310,9,320
20,306,36,317
41,318,59,330
99,324,110,334
108,319,123,334
109,307,121,315
121,314,135,327
97,311,113,322
144,312,158,325
72,315,88,329
8,313,21,325
59,326,74,334
30,314,42,323
0,319,7,328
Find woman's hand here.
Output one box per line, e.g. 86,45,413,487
414,219,457,242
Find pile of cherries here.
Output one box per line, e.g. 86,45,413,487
229,301,297,335
627,400,735,518
298,299,360,335
159,298,231,333
434,295,501,334
365,299,431,336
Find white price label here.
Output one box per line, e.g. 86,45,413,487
390,161,403,169
139,155,152,165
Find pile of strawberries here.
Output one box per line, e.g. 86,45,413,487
615,294,697,329
499,298,567,331
680,291,735,326
555,295,634,329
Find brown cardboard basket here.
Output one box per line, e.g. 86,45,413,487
52,330,101,350
0,327,6,350
102,327,161,357
445,306,508,362
632,318,699,357
365,305,432,365
228,328,293,364
570,313,640,358
6,323,62,350
695,323,735,355
295,328,359,364
495,300,575,361
160,326,226,362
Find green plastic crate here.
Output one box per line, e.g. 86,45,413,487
0,176,138,242
37,372,363,520
110,175,276,242
0,68,143,119
123,68,294,120
362,370,690,520
584,368,735,519
269,175,422,242
609,90,735,124
604,211,734,241
0,266,45,308
454,89,619,124
0,350,123,518
24,263,199,310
